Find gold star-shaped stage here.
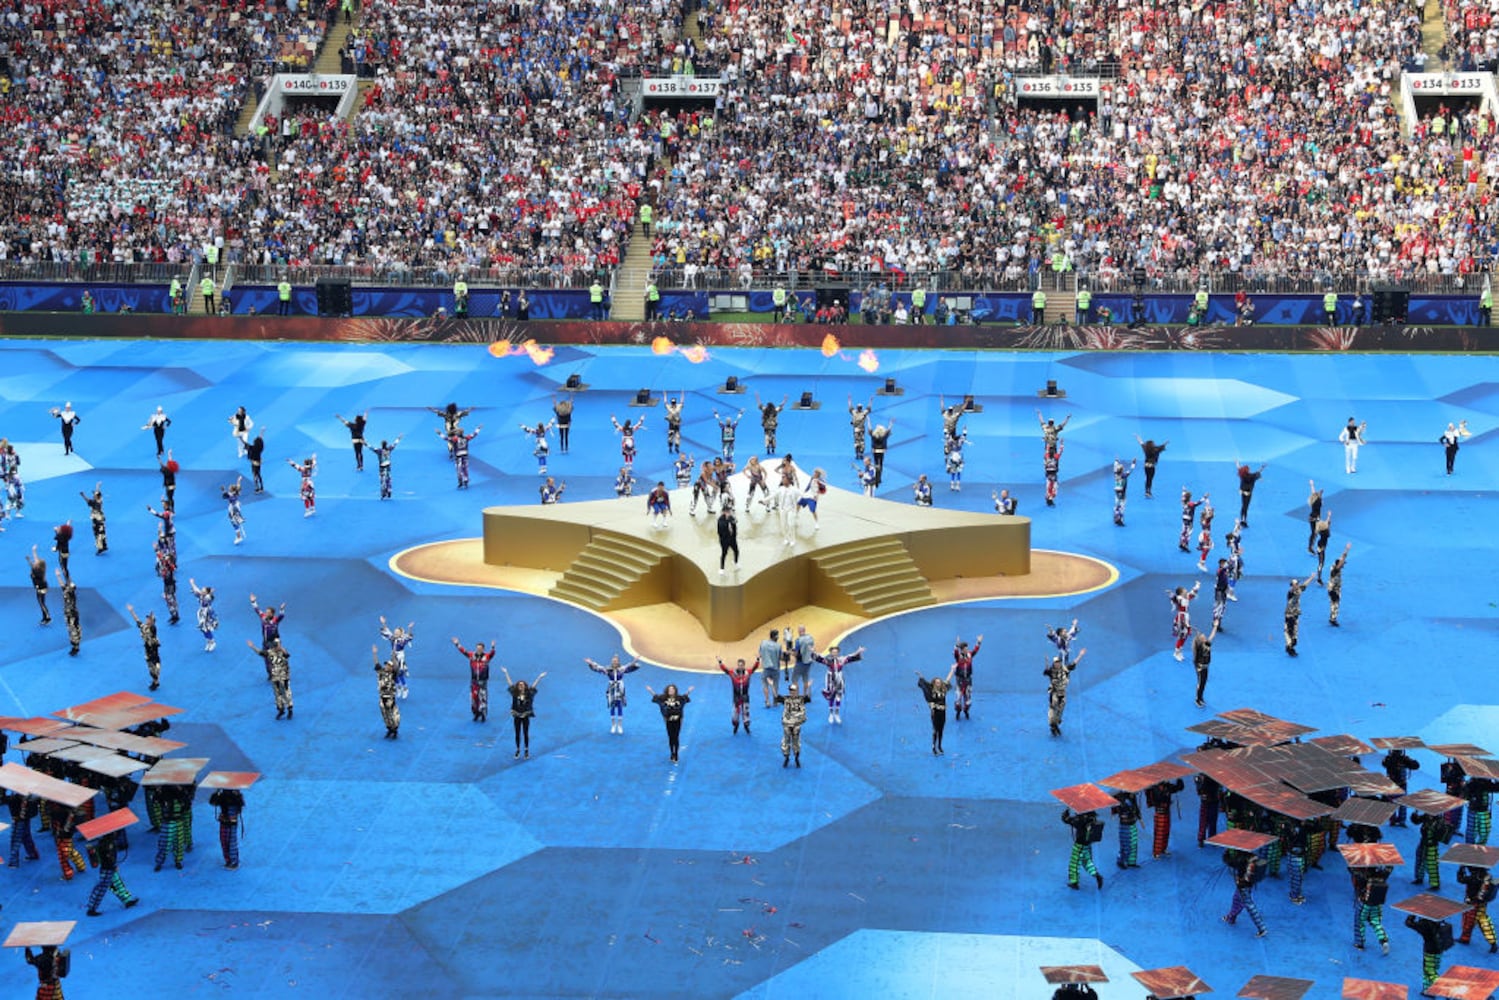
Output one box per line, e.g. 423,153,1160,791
393,470,1115,669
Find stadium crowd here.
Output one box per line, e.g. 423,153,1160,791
1,0,1496,287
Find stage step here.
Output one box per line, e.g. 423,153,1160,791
549,531,671,611
810,538,935,618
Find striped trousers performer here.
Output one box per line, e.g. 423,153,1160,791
1198,797,1218,846
1467,807,1491,846
1414,840,1442,890
53,829,87,880
1263,840,1283,877
1118,822,1139,868
154,820,186,870
1068,844,1100,887
1354,903,1389,950
1288,854,1307,903
1152,807,1172,858
1422,950,1441,990
219,818,240,869
1460,903,1497,949
1308,829,1326,868
1224,885,1267,935
87,866,137,912
9,821,39,867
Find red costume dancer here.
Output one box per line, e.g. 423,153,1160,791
718,658,759,733
952,634,983,720
1169,582,1200,661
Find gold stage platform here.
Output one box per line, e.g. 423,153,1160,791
391,475,1117,670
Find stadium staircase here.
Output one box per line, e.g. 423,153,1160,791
1043,292,1077,325
808,538,936,618
233,5,362,137
549,531,673,610
1420,0,1449,70
608,9,704,321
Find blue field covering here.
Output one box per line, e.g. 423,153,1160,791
0,338,1495,998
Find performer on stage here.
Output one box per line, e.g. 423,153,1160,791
1384,747,1420,827
718,657,758,733
379,616,415,700
428,402,474,457
83,821,139,914
228,405,254,457
1112,790,1142,869
1112,457,1137,525
1195,768,1220,847
1195,498,1215,571
848,395,873,461
646,481,672,529
1037,410,1071,453
373,645,401,739
1146,778,1186,859
1061,808,1104,889
952,634,982,720
81,482,107,553
1179,489,1205,552
1441,419,1471,475
126,604,162,690
798,467,827,528
247,637,293,719
1224,519,1244,599
209,785,244,869
1406,913,1456,992
1168,582,1200,661
1313,510,1334,582
50,401,81,454
611,415,645,465
855,457,877,496
744,455,771,506
152,783,188,871
249,593,285,644
455,638,497,723
1327,542,1351,625
7,789,41,868
154,538,179,626
1193,622,1218,707
775,466,801,547
142,405,171,456
1413,809,1454,890
1284,573,1316,657
539,477,565,504
916,665,957,755
443,427,481,489
1222,849,1268,936
815,644,865,725
1044,648,1086,737
501,667,546,759
1340,418,1367,474
189,578,218,651
777,683,810,767
646,683,694,763
690,461,718,516
1211,559,1231,633
1043,440,1063,506
56,569,80,656
870,419,893,486
1135,435,1167,497
615,465,636,498
26,545,51,624
756,393,786,454
673,451,694,488
585,652,639,733
214,476,244,545
521,419,556,474
1047,619,1080,662
245,426,266,493
287,453,317,515
758,629,782,707
552,393,574,454
992,488,1017,514
912,473,934,506
1236,462,1266,524
335,410,369,470
24,943,70,999
945,432,966,491
1457,864,1498,951
717,505,739,574
663,395,684,454
712,408,743,461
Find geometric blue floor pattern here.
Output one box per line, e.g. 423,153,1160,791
0,337,1496,997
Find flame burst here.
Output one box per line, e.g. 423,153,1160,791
680,345,710,364
521,340,555,365
487,341,508,358
857,349,880,372
651,336,674,355
820,334,840,357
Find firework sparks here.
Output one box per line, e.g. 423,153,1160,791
857,349,880,373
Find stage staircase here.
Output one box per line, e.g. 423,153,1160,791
610,221,652,322
549,531,672,610
809,538,935,618
1043,292,1077,325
